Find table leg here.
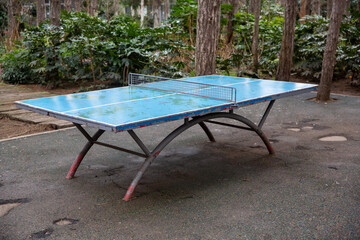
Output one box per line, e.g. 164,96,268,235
123,111,274,201
198,122,216,142
66,128,105,179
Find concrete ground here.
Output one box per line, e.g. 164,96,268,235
0,92,359,240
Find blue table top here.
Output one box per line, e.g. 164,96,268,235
16,75,317,132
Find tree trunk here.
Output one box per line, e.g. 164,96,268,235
300,0,311,20
75,0,82,12
327,0,333,18
64,0,72,11
225,0,240,44
195,0,221,76
7,0,20,41
251,0,261,72
90,0,98,16
312,0,321,15
114,0,119,16
316,0,346,102
50,0,61,26
164,0,170,20
278,0,286,7
153,0,161,27
344,0,351,15
300,0,305,18
249,0,255,14
275,0,297,82
131,6,136,17
37,0,46,26
305,0,311,15
140,0,145,28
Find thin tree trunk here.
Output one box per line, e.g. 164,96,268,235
344,0,351,15
305,0,311,15
7,0,19,41
37,0,46,25
225,0,240,44
50,0,61,26
300,0,305,18
106,0,110,20
276,0,297,81
114,0,119,16
312,0,321,15
140,0,145,27
249,0,255,14
195,0,221,76
327,0,333,18
164,0,170,20
300,0,311,21
188,15,194,46
278,0,286,7
75,0,82,12
316,0,346,102
153,0,161,27
251,0,261,72
90,0,98,16
131,6,135,17
64,0,72,11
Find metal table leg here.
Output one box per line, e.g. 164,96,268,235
123,111,274,201
66,125,105,179
68,110,275,200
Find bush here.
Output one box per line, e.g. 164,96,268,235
0,48,36,84
293,15,329,80
226,11,283,76
293,14,360,80
0,11,190,87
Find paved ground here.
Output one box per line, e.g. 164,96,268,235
0,92,359,240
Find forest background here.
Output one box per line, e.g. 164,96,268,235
0,0,359,98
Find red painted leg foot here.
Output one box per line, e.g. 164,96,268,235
123,185,135,201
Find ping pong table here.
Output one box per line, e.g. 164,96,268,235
16,73,317,201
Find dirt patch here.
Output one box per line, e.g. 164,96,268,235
291,77,360,97
21,83,79,95
0,117,52,140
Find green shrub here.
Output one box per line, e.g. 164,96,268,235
294,15,329,79
294,14,360,80
1,11,190,87
229,11,283,76
0,48,36,84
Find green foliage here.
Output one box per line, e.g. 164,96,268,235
294,14,360,80
228,10,283,76
337,14,360,76
167,0,197,42
0,48,35,84
1,2,359,87
228,4,360,79
294,15,329,79
0,11,190,86
261,1,284,18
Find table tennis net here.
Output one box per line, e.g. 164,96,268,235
129,73,236,103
